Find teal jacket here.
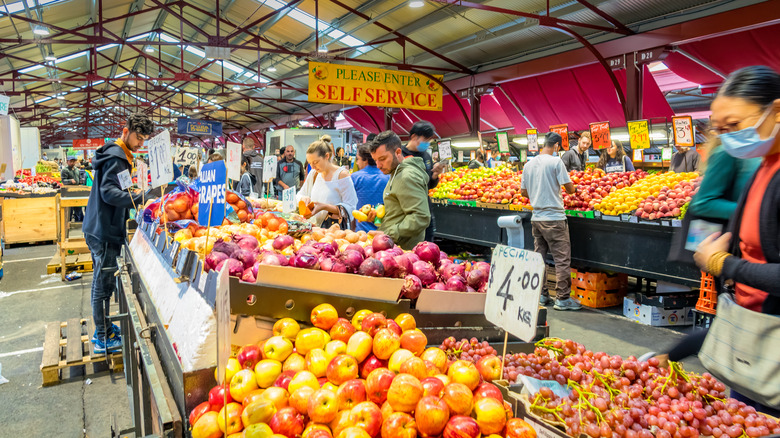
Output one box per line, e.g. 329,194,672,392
689,146,761,220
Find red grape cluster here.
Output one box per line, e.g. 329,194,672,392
439,337,497,362
501,338,780,438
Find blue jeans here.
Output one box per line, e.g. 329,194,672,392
85,234,122,341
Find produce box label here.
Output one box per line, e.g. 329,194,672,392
549,124,569,150
148,130,173,188
627,120,651,149
198,160,227,226
307,61,443,111
485,244,545,342
589,121,611,150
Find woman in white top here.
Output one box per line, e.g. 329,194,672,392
297,136,358,228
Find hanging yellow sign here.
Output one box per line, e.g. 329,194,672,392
627,120,651,150
307,62,443,111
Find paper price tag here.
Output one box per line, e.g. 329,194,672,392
496,132,509,153
672,116,694,147
136,161,148,191
662,147,673,161
438,140,452,160
484,245,546,342
263,156,277,182
549,124,569,150
31,167,37,177
148,130,173,188
118,169,133,190
527,129,538,152
633,149,643,162
174,147,199,167
627,120,650,149
282,187,296,213
458,150,464,162
226,141,242,181
589,121,611,150
521,150,527,162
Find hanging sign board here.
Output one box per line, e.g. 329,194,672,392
672,116,694,147
627,120,651,150
484,245,546,342
438,140,452,160
148,130,173,188
527,129,538,152
226,141,242,181
174,147,199,167
263,156,277,183
0,95,10,116
307,61,443,111
549,124,569,150
198,160,227,226
72,138,105,150
177,118,223,137
589,122,611,150
496,132,510,153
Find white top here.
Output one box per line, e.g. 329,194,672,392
520,154,571,222
297,169,358,218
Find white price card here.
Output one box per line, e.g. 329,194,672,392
226,141,242,181
527,129,539,153
496,131,510,153
31,167,37,177
263,155,277,183
484,244,546,342
136,161,148,191
438,140,452,160
282,187,296,213
662,147,673,161
148,130,173,188
174,147,199,167
458,150,464,162
117,169,133,190
672,116,694,147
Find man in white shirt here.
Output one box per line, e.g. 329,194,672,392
521,132,582,311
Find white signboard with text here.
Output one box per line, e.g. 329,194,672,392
226,141,242,181
148,130,173,188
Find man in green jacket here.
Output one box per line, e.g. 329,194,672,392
370,131,431,250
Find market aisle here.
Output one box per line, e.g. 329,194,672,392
0,244,131,438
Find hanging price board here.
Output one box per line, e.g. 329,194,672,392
226,141,242,181
263,156,277,183
589,122,611,150
484,245,546,342
174,147,200,167
148,130,173,188
0,95,9,115
438,140,452,160
527,129,538,152
627,120,651,150
496,132,509,153
672,116,694,147
549,124,569,150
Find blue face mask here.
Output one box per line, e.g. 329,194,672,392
720,106,780,159
417,141,430,153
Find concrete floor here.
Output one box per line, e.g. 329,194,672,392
0,242,703,438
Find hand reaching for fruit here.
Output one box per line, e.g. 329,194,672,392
352,204,385,224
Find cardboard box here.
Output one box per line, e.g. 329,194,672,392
255,264,404,302
635,292,699,309
622,297,693,326
415,288,487,314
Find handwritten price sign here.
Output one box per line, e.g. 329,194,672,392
672,116,694,147
484,245,545,342
627,120,650,150
549,124,569,150
527,129,538,152
589,122,611,150
174,147,199,167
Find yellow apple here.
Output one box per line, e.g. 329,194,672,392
288,370,320,394
306,348,330,378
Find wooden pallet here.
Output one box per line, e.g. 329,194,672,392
40,318,123,386
46,253,93,274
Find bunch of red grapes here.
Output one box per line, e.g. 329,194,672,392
502,338,780,438
439,337,497,362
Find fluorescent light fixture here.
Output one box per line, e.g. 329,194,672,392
452,141,480,148
267,66,277,72
409,0,425,7
127,80,135,85
60,107,67,111
318,45,328,53
193,109,200,113
19,64,44,74
33,26,50,36
145,46,154,53
232,85,240,91
45,52,57,61
56,95,65,100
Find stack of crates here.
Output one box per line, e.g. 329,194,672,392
570,268,628,308
693,272,716,331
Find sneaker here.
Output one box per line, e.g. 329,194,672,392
91,324,120,343
554,298,583,311
539,295,554,306
93,334,122,355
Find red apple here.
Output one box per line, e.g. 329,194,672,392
311,303,339,331
473,382,503,403
420,347,448,373
283,352,306,373
447,360,480,391
415,395,450,437
476,355,502,382
387,373,424,413
443,416,481,438
421,376,445,397
191,411,222,438
399,330,427,356
366,367,395,404
216,402,243,435
386,320,403,336
189,401,212,427
269,406,305,438
242,389,267,408
209,384,234,411
304,423,333,438
259,386,289,411
399,356,428,380
237,344,263,369
338,426,372,438
361,312,387,337
330,318,356,343
326,354,360,386
337,379,367,411
473,397,507,435
274,370,296,391
506,418,537,438
423,360,439,378
348,401,383,437
308,389,339,424
330,409,352,438
372,328,401,360
441,382,474,416
381,400,394,421
381,412,417,438
359,355,387,379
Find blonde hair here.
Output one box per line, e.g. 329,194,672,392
580,131,591,141
307,138,332,159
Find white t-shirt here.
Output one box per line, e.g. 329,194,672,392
297,169,358,218
520,154,571,222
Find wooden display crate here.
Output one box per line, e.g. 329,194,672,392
40,318,122,386
0,195,58,244
46,252,93,274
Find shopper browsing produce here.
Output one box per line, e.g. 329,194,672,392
351,143,390,233
521,132,581,311
83,113,152,354
402,121,442,242
371,131,431,250
597,140,635,173
297,138,358,229
561,132,591,172
468,150,486,169
274,145,306,195
335,147,350,168
242,136,264,197
61,155,84,221
670,145,701,172
236,156,257,198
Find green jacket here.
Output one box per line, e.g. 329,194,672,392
689,146,761,220
379,156,431,250
61,166,80,185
